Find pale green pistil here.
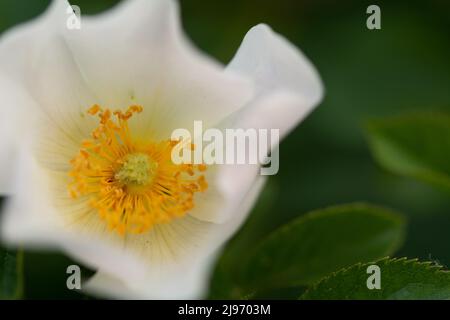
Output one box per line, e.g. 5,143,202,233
115,153,157,185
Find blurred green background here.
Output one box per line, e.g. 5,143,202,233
0,0,449,299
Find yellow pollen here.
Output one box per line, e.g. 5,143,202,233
68,104,208,236
115,153,156,186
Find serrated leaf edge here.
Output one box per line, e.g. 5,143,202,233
300,257,448,300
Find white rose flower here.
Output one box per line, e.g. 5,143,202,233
0,0,323,299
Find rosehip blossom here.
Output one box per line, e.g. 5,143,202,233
0,0,323,299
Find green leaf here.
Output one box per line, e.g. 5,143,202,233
239,203,405,291
301,258,450,300
0,248,24,299
366,113,450,192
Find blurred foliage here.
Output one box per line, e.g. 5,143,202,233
302,258,450,300
0,0,449,299
240,204,405,289
367,113,450,193
0,248,23,299
210,203,405,298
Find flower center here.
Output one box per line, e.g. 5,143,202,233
68,104,207,235
115,153,156,186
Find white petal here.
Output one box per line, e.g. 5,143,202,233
0,76,40,194
85,241,218,300
0,0,71,82
0,0,254,185
0,0,99,176
62,0,253,138
1,147,150,282
85,175,266,299
1,0,253,145
227,23,323,110
225,23,323,143
205,24,324,223
188,25,323,224
0,1,73,193
2,142,265,299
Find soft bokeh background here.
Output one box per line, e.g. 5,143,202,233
0,0,449,299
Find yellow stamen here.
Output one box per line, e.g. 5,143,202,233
68,104,207,235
